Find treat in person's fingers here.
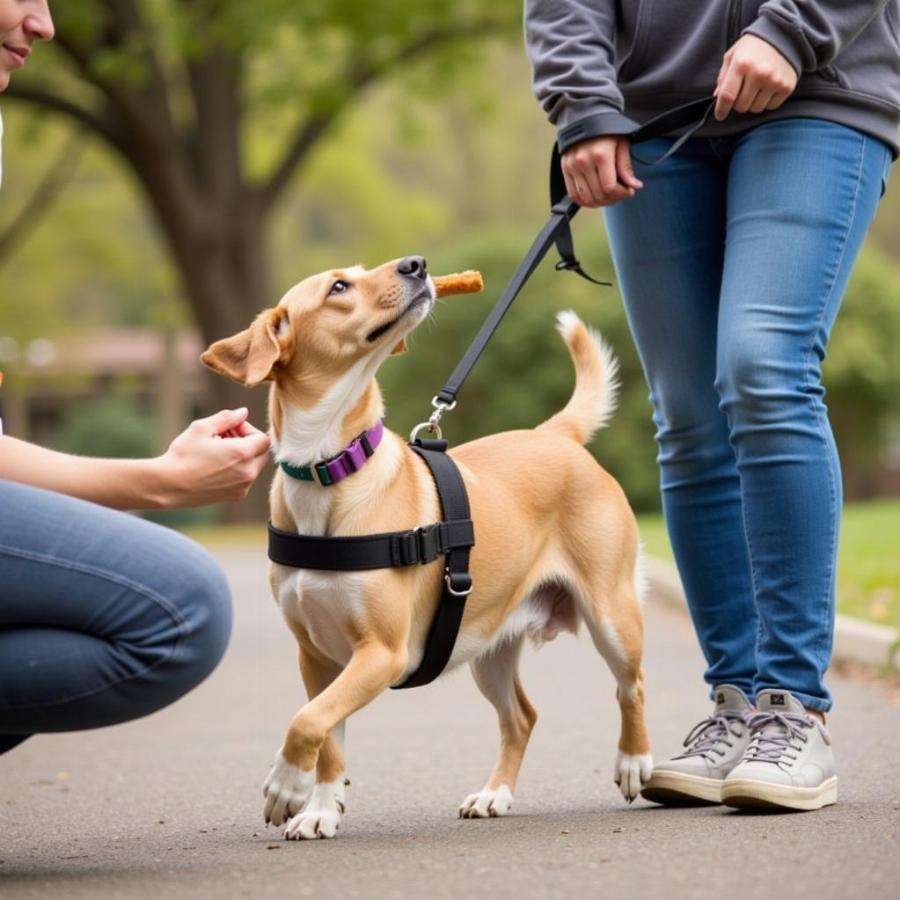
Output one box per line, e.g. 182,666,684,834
432,270,484,298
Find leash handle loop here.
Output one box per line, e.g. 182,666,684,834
630,98,716,165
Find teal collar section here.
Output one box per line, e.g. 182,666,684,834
279,459,326,485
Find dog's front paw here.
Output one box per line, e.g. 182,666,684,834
263,751,315,827
284,777,348,840
614,751,653,803
459,784,513,819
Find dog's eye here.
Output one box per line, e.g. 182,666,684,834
329,279,351,295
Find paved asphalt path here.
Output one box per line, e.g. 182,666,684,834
2,546,898,900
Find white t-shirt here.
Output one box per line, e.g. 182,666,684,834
0,110,4,433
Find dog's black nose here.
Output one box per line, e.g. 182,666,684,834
397,256,428,280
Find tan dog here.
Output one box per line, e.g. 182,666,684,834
202,255,652,840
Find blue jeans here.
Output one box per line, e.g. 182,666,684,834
603,118,892,712
0,481,232,752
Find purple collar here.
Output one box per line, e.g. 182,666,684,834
279,420,384,486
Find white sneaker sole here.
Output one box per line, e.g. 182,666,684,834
641,770,723,805
722,775,838,811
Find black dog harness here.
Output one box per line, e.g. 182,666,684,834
268,437,474,690
268,96,715,689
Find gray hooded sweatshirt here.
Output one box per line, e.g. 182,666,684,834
525,1,900,157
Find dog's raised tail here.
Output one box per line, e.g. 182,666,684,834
538,311,620,446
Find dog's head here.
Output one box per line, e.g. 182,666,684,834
201,256,434,398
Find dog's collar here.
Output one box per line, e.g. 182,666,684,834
279,420,384,487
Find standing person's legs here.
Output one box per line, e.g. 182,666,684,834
603,138,757,699
715,118,892,712
0,480,232,753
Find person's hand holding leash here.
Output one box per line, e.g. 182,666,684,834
561,35,797,209
714,33,798,120
561,134,643,208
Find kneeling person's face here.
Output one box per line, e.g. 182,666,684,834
0,0,54,92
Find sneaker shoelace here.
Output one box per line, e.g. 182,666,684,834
675,711,746,762
743,711,813,770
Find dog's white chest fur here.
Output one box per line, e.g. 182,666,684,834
273,474,369,667
276,567,362,667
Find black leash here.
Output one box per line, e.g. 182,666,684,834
433,95,716,417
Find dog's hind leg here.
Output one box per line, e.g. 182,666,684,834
263,638,406,837
579,573,653,803
459,635,537,819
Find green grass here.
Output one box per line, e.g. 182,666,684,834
836,499,900,630
637,499,900,631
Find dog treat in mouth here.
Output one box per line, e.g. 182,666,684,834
432,270,484,297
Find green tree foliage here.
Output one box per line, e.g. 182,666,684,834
825,245,900,492
377,223,663,511
376,227,900,512
0,115,182,345
54,393,155,458
2,0,521,518
53,392,215,526
2,15,898,516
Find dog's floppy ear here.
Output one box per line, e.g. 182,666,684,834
201,309,286,387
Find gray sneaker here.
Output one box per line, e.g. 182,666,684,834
641,685,752,805
722,689,837,811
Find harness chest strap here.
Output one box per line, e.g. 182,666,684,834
267,438,474,690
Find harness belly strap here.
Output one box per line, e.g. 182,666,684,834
266,437,475,689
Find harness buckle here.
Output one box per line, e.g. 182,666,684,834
416,524,443,564
395,530,418,566
445,570,473,597
394,525,444,566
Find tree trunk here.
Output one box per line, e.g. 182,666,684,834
2,6,517,523
180,211,276,524
133,161,276,522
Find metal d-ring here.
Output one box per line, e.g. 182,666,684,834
409,396,457,443
410,419,442,441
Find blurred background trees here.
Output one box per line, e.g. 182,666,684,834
1,0,899,522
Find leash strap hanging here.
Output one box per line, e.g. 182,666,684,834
434,96,715,411
551,96,716,271
549,148,610,287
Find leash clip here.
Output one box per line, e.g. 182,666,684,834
410,396,457,443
